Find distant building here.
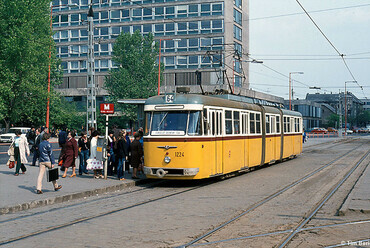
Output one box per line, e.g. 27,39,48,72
361,98,370,111
51,0,284,109
285,99,322,129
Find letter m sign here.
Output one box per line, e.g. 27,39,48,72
100,103,114,114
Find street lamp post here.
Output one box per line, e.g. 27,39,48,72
344,81,357,136
289,72,304,110
157,38,180,95
46,3,78,130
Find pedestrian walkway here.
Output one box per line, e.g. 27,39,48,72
0,163,146,214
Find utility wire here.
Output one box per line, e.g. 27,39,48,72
249,3,370,21
296,0,366,99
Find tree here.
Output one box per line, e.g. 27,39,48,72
0,0,62,130
104,30,159,124
326,114,340,128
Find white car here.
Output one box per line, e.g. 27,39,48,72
341,129,353,135
0,127,30,143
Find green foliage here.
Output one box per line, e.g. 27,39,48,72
104,31,159,124
326,114,340,128
0,0,62,129
50,96,85,131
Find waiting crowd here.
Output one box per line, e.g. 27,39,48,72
6,126,144,194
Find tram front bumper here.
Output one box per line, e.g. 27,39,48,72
144,166,199,177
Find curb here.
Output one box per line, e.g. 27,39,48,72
0,178,151,215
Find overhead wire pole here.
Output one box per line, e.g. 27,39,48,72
86,3,97,131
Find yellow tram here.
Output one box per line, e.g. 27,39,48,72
143,94,302,180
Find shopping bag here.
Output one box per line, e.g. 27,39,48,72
47,168,59,182
7,160,15,169
86,158,103,170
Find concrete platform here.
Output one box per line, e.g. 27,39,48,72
0,162,147,215
339,161,370,215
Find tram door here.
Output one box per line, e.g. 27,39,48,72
209,109,223,175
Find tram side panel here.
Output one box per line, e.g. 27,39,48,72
248,136,263,167
222,137,245,174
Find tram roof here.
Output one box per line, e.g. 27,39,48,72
145,94,262,111
145,94,302,117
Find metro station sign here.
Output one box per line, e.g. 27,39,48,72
100,103,114,114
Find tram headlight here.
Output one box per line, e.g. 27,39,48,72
164,156,171,164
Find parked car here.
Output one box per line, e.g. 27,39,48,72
310,128,328,134
0,127,30,143
327,127,338,133
341,129,353,135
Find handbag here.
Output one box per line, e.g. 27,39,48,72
47,168,59,182
58,159,64,166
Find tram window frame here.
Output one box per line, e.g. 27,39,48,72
225,110,233,135
144,112,152,136
241,112,248,134
217,111,222,135
250,112,255,134
233,111,240,134
203,109,208,135
256,113,261,134
265,115,270,134
212,111,216,135
271,116,276,134
276,115,280,133
188,111,202,136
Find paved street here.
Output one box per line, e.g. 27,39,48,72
0,136,369,247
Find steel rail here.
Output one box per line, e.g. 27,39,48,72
190,220,370,246
277,150,370,247
0,180,214,246
179,143,364,248
0,180,165,224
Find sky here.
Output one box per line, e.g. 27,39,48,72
248,0,370,100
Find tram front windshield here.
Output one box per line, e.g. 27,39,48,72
150,111,201,136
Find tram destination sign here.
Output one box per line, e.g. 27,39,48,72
100,103,114,114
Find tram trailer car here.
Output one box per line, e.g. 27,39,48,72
143,94,303,180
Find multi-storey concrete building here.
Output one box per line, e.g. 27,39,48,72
51,0,262,107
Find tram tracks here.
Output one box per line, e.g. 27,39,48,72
178,141,369,247
0,179,216,246
0,139,366,247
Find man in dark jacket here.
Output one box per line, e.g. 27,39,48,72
27,127,36,145
31,128,41,166
36,132,62,194
58,127,68,161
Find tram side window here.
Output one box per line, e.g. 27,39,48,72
271,116,276,134
256,113,261,134
233,111,240,134
265,115,270,134
144,112,152,136
188,111,202,136
296,118,300,133
250,113,255,134
212,112,216,135
203,109,208,135
287,117,291,133
225,110,232,134
242,113,248,134
283,117,287,133
276,116,280,133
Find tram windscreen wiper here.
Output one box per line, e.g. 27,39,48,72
158,112,168,129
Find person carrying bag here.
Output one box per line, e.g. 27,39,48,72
7,143,15,169
36,132,62,194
